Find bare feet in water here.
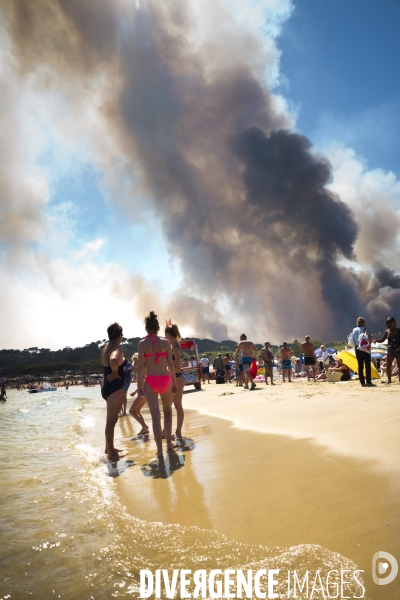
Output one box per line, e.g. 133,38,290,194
106,449,128,460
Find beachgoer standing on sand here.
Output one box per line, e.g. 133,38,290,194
214,353,225,382
101,323,132,460
0,384,6,401
300,336,317,381
261,341,275,385
137,311,177,458
165,322,185,440
200,354,210,384
373,316,400,385
349,317,374,387
280,342,293,382
223,354,232,383
234,334,258,390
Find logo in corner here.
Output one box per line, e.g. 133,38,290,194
372,551,398,586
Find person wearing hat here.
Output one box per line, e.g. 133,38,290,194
200,353,210,384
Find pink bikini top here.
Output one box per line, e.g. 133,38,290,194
143,334,168,364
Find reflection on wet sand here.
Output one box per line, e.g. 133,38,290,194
111,404,399,598
114,409,214,530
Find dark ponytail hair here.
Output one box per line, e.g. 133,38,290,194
144,310,159,333
165,323,181,340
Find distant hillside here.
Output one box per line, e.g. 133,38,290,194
0,337,245,379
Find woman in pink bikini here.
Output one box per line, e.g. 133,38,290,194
137,310,177,458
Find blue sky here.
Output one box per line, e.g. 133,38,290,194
277,0,400,176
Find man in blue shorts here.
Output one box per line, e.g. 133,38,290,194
280,341,293,382
234,334,258,390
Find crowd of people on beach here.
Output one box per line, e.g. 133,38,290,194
99,313,400,461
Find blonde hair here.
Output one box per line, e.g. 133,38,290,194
144,310,159,333
165,323,181,340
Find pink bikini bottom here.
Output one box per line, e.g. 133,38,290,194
145,375,171,395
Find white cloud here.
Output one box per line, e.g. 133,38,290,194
0,259,143,350
327,144,400,267
74,238,106,260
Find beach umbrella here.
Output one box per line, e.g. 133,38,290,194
337,350,380,379
371,343,387,352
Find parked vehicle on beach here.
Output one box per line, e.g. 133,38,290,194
180,339,202,389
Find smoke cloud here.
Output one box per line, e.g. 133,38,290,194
2,0,400,342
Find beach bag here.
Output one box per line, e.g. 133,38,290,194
250,359,258,378
358,328,371,354
347,332,354,347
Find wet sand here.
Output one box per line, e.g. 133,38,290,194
108,380,400,597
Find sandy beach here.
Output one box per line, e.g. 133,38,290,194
110,379,400,598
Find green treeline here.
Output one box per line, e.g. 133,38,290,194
0,337,345,379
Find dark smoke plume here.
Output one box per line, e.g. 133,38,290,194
3,0,400,341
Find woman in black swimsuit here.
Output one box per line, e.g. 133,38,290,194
374,316,400,384
101,323,129,460
165,323,185,440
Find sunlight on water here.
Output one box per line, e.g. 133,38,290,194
0,389,365,599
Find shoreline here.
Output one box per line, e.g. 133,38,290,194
182,380,400,476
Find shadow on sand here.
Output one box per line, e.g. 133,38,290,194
141,450,185,479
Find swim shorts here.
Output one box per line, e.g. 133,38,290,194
264,360,273,368
202,367,209,374
241,356,253,371
282,359,292,370
225,365,231,371
387,349,400,358
304,356,316,366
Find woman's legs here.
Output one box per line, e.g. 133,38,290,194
356,349,365,385
160,388,175,451
394,355,400,380
122,392,127,415
365,353,372,385
144,382,163,457
129,395,148,434
105,389,126,459
386,355,394,383
172,377,185,439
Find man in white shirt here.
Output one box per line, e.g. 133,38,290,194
319,345,330,371
200,354,210,384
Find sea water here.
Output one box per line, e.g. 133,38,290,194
0,389,366,599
